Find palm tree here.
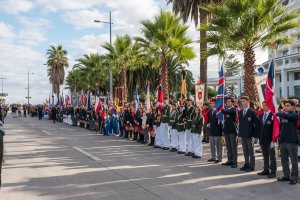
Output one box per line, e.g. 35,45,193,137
46,45,69,101
73,53,109,94
202,0,300,101
103,35,145,101
136,11,195,100
167,0,224,101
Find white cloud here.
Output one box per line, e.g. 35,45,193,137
17,17,51,45
0,0,33,14
35,0,106,12
0,22,16,39
62,9,107,29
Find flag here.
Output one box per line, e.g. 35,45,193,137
65,95,70,107
157,77,163,103
135,89,139,112
81,90,86,106
215,63,225,125
95,90,101,115
265,59,280,142
86,90,91,109
146,81,151,110
180,71,187,103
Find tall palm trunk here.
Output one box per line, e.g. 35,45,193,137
243,46,258,101
121,66,127,102
161,58,169,100
200,10,208,101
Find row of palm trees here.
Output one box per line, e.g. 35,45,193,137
46,0,300,103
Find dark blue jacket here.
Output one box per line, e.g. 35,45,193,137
221,107,238,135
238,108,259,138
276,112,299,144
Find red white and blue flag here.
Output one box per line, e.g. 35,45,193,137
216,63,225,125
265,59,280,142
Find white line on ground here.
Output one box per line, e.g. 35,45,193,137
72,146,101,161
29,123,34,126
42,130,53,136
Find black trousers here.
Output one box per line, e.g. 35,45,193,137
261,143,277,173
241,137,255,168
280,143,298,181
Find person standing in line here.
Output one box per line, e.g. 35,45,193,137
238,96,259,172
221,98,238,168
184,98,195,156
191,107,204,159
276,100,299,185
0,121,5,188
169,103,178,152
202,103,210,143
207,99,223,163
257,101,277,178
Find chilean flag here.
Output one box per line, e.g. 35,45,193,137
95,95,102,115
265,59,280,142
215,63,225,125
65,95,70,107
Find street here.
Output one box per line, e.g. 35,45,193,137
1,115,299,200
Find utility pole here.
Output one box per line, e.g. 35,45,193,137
94,11,113,102
0,75,6,93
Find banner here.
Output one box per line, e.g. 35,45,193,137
195,83,205,107
255,74,267,105
71,92,78,107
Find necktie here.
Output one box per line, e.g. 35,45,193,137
263,113,267,125
243,109,247,117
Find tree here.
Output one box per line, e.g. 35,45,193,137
202,0,300,101
73,53,109,94
46,45,69,101
224,54,242,77
103,35,145,101
167,0,224,101
136,11,196,100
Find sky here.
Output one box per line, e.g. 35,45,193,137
0,0,268,104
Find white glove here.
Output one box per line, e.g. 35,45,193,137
270,142,276,149
207,123,210,128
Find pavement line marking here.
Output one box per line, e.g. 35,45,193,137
42,130,52,136
29,123,34,126
72,146,101,161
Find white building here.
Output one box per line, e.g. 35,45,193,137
272,0,300,98
208,0,300,99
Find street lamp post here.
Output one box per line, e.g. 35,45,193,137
94,11,113,102
27,69,34,106
0,75,6,94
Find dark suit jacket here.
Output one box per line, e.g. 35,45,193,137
276,111,299,144
259,112,273,145
238,108,259,138
221,107,238,135
209,109,222,136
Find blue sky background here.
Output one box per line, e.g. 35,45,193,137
0,0,267,104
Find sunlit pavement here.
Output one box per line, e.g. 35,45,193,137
1,115,299,200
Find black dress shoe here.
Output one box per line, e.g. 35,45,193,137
185,152,193,156
215,160,221,163
170,148,177,152
207,158,216,162
162,147,169,150
245,167,254,172
231,163,238,168
153,145,160,148
277,177,290,182
257,170,270,176
240,166,248,171
222,162,232,166
289,180,297,185
267,172,276,178
177,151,185,154
192,155,202,159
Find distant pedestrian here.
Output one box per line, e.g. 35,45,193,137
0,121,5,188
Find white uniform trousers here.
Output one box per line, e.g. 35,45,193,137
170,128,178,149
160,123,170,148
178,131,186,152
193,133,203,157
185,129,194,153
154,125,162,147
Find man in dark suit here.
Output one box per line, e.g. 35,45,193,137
221,98,238,168
208,99,223,163
0,121,5,188
239,96,259,172
276,100,299,185
257,101,276,178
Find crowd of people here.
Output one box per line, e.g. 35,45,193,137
4,95,300,185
